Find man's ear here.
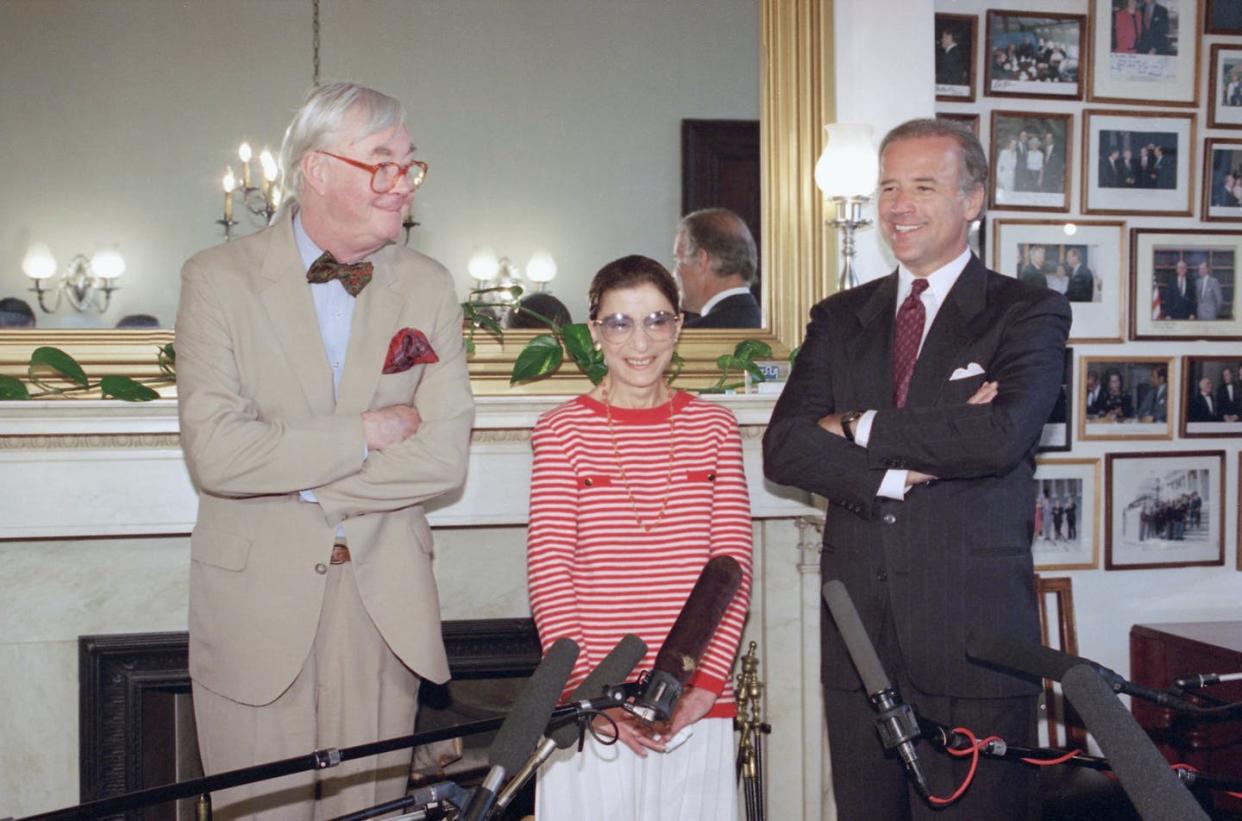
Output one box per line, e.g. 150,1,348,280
963,183,985,223
301,151,329,196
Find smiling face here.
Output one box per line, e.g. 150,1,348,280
877,135,982,277
590,283,682,405
300,106,416,261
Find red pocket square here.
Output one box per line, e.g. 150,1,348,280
383,327,439,374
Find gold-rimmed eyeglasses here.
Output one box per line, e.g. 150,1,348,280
591,310,681,344
317,150,428,193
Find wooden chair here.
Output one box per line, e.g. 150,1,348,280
1034,574,1089,751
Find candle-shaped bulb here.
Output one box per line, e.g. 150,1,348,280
223,168,236,222
239,141,253,187
260,148,278,183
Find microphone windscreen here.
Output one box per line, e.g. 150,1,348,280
550,634,647,749
651,556,743,683
490,637,579,773
1061,665,1208,821
822,580,891,697
965,629,1081,682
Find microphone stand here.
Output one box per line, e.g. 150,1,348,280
17,698,623,821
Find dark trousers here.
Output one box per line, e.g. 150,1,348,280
823,600,1039,820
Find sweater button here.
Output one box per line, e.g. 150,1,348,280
707,472,716,481
584,478,593,487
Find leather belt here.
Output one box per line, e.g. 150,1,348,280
330,543,351,564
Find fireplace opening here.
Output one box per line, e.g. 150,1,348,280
80,620,541,820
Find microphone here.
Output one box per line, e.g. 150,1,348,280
460,637,578,821
494,634,648,811
822,579,930,799
965,629,1201,713
1175,671,1242,689
1061,664,1209,820
627,556,743,724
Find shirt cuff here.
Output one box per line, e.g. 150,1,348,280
854,410,878,447
299,489,318,503
877,470,909,500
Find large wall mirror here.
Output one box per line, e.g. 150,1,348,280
0,0,832,394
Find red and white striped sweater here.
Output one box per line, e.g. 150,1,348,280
527,391,753,717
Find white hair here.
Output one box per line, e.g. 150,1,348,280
279,81,405,201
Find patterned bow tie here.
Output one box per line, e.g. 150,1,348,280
306,252,373,297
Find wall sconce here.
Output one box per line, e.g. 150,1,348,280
218,141,282,240
814,123,879,291
22,244,125,314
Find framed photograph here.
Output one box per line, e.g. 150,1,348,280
1040,348,1074,453
1087,0,1203,107
1180,356,1242,437
1207,44,1242,130
1082,110,1195,215
990,111,1072,211
1105,450,1225,570
984,11,1085,100
1033,458,1100,570
937,111,981,138
994,220,1126,342
936,14,978,102
1206,0,1242,33
1131,229,1242,339
1202,138,1242,221
1079,356,1175,440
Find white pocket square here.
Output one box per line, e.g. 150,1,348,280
949,362,986,381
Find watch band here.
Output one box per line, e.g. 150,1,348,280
840,410,863,443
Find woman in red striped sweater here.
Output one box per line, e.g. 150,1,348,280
528,255,753,821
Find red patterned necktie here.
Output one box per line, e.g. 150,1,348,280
892,278,929,408
306,252,373,296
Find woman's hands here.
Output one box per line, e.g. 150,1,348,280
590,686,716,757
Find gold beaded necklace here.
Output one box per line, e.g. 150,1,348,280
601,380,677,533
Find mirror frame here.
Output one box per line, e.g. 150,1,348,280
0,0,834,397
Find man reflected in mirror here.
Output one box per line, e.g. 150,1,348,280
673,208,761,328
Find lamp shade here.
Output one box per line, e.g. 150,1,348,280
814,124,878,198
467,249,500,282
22,244,58,280
525,252,557,284
90,248,126,280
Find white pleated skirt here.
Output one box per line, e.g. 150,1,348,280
534,717,738,821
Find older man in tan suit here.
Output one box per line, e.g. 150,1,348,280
176,82,473,819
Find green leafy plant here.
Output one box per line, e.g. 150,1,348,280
463,287,762,390
0,344,174,401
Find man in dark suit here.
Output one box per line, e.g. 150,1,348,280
1217,367,1240,421
1137,0,1173,55
1042,130,1064,193
936,28,968,87
1189,377,1221,422
1136,365,1168,422
674,207,762,328
764,119,1069,821
1163,259,1197,319
1100,148,1123,187
1064,248,1095,302
1153,144,1176,189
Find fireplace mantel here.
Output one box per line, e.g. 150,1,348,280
0,395,815,540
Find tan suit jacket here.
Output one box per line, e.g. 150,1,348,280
176,210,474,706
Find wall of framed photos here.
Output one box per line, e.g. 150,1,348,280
932,0,1240,681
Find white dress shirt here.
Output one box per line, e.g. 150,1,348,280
854,247,972,500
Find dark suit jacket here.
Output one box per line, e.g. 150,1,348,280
1066,266,1094,302
1217,381,1239,417
763,255,1070,699
1163,274,1196,319
1189,392,1220,422
684,292,762,329
1138,2,1172,54
937,43,968,86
